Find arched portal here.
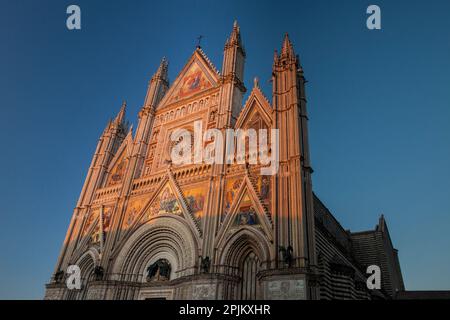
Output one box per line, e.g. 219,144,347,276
66,249,98,300
219,227,271,300
111,215,199,283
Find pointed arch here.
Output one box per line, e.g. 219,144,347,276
66,248,99,300
217,226,272,270
216,227,272,299
110,215,199,282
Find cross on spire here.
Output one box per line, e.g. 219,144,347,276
196,35,203,48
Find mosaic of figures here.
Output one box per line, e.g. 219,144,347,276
222,175,270,226
181,184,206,221
234,193,259,226
255,175,271,210
80,206,113,245
146,184,182,218
91,224,101,244
223,177,243,222
107,152,128,186
82,209,98,236
125,198,144,227
102,207,112,232
169,63,213,103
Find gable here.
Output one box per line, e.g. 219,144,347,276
169,62,213,103
122,182,184,230
158,49,220,108
216,175,274,245
146,183,183,217
106,150,128,186
246,109,270,131
114,171,203,251
235,85,272,130
105,130,133,187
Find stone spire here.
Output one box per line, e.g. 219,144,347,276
114,100,127,125
225,20,244,52
151,57,169,83
222,20,246,81
281,33,295,58
220,20,246,125
273,49,279,67
378,214,387,232
274,33,298,66
143,57,169,109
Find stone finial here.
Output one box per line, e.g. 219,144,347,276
273,49,279,66
152,57,169,81
114,100,126,125
253,77,259,88
281,33,295,58
227,20,243,49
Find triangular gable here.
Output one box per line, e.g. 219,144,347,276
105,131,133,186
216,175,273,245
146,183,183,217
235,85,273,130
158,49,220,107
118,170,202,244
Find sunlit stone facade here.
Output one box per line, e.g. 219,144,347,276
45,23,403,300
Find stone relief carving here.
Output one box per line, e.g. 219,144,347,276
266,279,305,300
192,284,215,300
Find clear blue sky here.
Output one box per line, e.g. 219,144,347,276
0,0,449,299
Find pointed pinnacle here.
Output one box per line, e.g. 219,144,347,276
281,33,294,57
229,20,242,46
152,57,169,82
273,49,279,64
102,119,112,135
115,101,126,124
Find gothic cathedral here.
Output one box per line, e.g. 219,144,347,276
45,22,404,300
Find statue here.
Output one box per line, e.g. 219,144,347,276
146,259,171,282
200,256,211,273
94,266,104,281
279,245,294,267
147,261,159,280
158,260,171,279
54,270,65,284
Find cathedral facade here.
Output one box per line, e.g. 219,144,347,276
45,23,404,300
